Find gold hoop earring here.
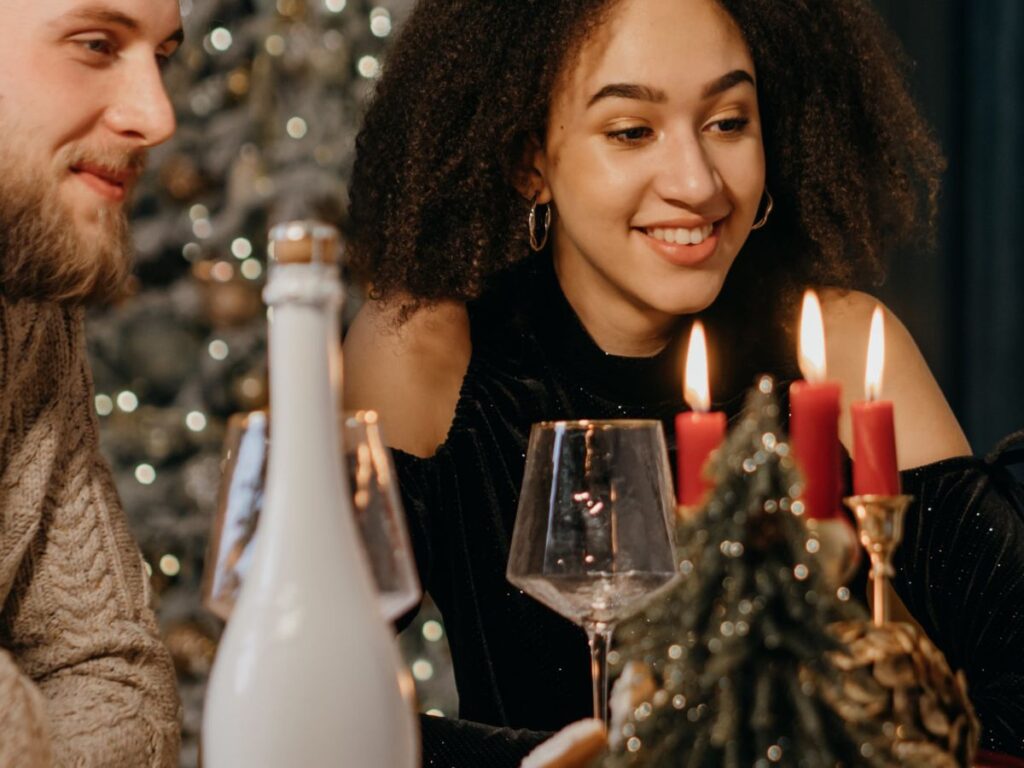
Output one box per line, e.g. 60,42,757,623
529,197,552,252
751,189,774,230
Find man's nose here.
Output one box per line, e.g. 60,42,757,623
103,58,176,147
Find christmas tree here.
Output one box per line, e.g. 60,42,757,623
603,377,904,768
85,2,456,764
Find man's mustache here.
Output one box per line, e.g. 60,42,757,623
62,144,147,177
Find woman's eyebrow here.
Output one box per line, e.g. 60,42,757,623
587,69,755,109
587,83,667,108
701,69,755,99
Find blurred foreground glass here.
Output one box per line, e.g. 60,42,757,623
202,410,421,623
507,420,678,723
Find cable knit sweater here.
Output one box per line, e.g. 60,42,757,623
0,297,180,766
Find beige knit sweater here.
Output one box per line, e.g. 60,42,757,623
0,297,180,766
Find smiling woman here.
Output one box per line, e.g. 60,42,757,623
524,0,765,355
344,0,1023,765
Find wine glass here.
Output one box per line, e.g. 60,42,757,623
344,410,422,622
201,410,421,623
507,419,679,723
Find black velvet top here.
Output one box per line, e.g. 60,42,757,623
394,255,1024,766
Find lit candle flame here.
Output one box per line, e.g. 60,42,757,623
798,290,827,383
864,305,885,401
684,320,711,412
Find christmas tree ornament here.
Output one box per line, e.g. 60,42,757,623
119,312,204,403
160,153,207,201
826,620,978,766
608,662,657,751
803,511,862,591
604,377,906,767
198,325,268,416
165,620,220,678
230,366,269,411
192,258,265,328
103,407,193,466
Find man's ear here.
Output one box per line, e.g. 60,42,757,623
512,134,553,205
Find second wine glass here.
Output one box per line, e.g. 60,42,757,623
507,419,678,723
201,409,421,624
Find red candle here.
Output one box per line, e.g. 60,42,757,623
790,380,842,519
675,321,726,507
851,306,900,495
790,291,843,520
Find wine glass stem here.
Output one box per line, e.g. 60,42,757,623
586,622,614,724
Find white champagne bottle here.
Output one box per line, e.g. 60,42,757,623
203,221,419,767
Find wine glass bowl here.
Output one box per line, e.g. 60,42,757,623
202,410,267,622
344,410,421,622
507,419,678,722
202,409,421,623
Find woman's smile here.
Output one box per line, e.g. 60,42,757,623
635,221,722,268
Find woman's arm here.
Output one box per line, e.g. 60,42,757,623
821,289,971,468
822,291,1024,754
344,297,470,458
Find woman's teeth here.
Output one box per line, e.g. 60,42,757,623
645,224,714,245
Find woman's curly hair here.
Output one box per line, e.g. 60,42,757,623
348,0,944,312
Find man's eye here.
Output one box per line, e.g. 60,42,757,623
78,38,116,57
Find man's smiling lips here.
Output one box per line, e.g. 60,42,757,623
69,162,137,202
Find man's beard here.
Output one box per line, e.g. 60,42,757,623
0,143,142,306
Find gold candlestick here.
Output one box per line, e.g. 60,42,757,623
843,494,913,626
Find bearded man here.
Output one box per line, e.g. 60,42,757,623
0,1,183,765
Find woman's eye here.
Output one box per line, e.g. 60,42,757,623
710,117,751,134
607,126,654,145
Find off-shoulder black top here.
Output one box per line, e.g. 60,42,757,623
392,255,1024,766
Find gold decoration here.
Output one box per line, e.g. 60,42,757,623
159,154,205,201
231,370,269,412
805,516,862,588
275,0,306,19
608,662,657,750
845,494,913,626
226,66,251,97
192,260,264,328
826,621,979,767
165,621,219,677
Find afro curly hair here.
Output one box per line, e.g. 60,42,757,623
348,0,944,317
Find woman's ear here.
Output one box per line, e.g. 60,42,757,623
512,135,553,204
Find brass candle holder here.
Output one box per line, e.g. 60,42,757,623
843,494,913,626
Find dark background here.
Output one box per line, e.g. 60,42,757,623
872,0,1022,454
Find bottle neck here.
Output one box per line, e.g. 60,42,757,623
257,264,349,577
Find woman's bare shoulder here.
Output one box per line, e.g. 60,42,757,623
819,288,971,468
343,297,471,458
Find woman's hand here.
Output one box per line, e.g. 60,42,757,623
520,660,659,767
519,719,607,768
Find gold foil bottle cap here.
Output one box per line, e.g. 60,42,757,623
268,221,341,265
